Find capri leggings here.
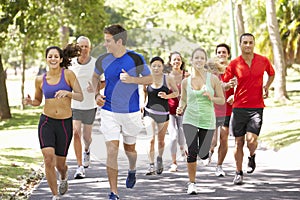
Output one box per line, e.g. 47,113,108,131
38,114,73,157
168,114,186,155
183,124,214,163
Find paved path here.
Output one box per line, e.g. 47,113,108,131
2,119,300,199
25,117,300,200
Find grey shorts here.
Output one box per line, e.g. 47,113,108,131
72,108,97,125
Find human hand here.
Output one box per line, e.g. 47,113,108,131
176,106,183,115
120,69,133,83
158,92,167,99
227,95,234,105
87,81,94,93
23,94,32,105
227,77,237,88
55,90,70,99
95,94,106,107
263,86,269,99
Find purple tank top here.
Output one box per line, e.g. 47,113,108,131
42,68,72,99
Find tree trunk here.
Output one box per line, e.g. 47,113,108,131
236,4,245,40
20,49,26,110
266,0,289,102
295,35,300,64
0,54,12,120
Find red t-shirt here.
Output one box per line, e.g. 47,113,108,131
214,73,234,117
223,53,275,108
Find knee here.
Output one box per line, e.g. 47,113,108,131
73,128,81,139
43,155,55,168
186,149,197,163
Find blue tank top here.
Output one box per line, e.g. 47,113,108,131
145,75,170,112
42,68,72,99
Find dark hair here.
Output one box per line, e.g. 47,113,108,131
167,51,186,71
150,56,164,65
45,44,80,69
104,24,127,45
239,33,255,44
191,47,207,61
215,43,231,56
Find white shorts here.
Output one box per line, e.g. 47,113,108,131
100,109,144,144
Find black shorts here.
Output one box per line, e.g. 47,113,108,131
144,109,169,123
231,108,263,137
72,108,97,125
38,114,73,157
216,116,231,128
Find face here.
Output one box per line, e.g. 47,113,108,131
216,46,230,64
78,39,91,57
103,33,119,54
46,49,62,69
240,35,255,55
170,53,182,71
150,60,164,75
191,50,206,70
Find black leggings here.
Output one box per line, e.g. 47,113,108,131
183,124,214,163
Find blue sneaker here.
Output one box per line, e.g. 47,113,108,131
126,169,136,188
108,192,119,200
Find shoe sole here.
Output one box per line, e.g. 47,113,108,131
187,191,197,195
74,175,85,179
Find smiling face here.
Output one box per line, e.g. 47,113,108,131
46,49,62,69
103,33,120,54
150,60,164,75
240,35,255,55
78,38,91,58
170,53,182,71
216,46,230,64
191,49,206,70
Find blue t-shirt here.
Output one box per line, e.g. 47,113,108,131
95,50,150,113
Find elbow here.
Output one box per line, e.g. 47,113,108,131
78,94,84,102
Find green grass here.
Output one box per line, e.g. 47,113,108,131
0,106,42,130
0,148,43,199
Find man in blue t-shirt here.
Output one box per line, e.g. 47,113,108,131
89,24,152,200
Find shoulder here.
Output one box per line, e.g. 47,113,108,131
35,75,43,83
126,51,145,64
64,68,76,78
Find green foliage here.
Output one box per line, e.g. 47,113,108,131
0,147,43,199
0,107,42,130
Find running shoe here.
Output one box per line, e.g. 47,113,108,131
83,150,91,168
168,164,178,172
156,156,163,174
126,169,136,188
187,182,197,195
74,166,85,179
233,171,243,185
108,192,120,200
145,164,156,175
58,171,68,195
215,165,226,177
202,151,213,166
247,154,256,173
52,195,60,200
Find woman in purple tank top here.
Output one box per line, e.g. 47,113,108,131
23,44,83,200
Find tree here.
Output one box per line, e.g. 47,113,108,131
266,0,288,102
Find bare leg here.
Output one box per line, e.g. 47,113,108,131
157,121,168,157
246,132,258,156
73,120,83,166
124,143,137,170
106,140,119,194
187,162,197,183
234,136,245,172
42,147,58,196
82,124,93,152
217,126,229,165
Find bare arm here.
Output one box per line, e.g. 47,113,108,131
176,78,187,115
23,76,43,106
120,69,153,85
211,75,225,105
263,75,275,98
158,76,179,99
63,69,83,102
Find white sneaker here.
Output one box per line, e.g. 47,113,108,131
52,195,60,200
187,182,197,195
202,151,213,166
58,171,68,195
168,164,178,172
215,165,226,177
83,150,91,168
179,149,187,162
74,166,85,179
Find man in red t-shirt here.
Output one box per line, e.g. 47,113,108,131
223,33,275,185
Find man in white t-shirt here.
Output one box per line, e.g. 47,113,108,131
69,36,104,179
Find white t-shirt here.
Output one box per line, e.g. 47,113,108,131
70,57,103,110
